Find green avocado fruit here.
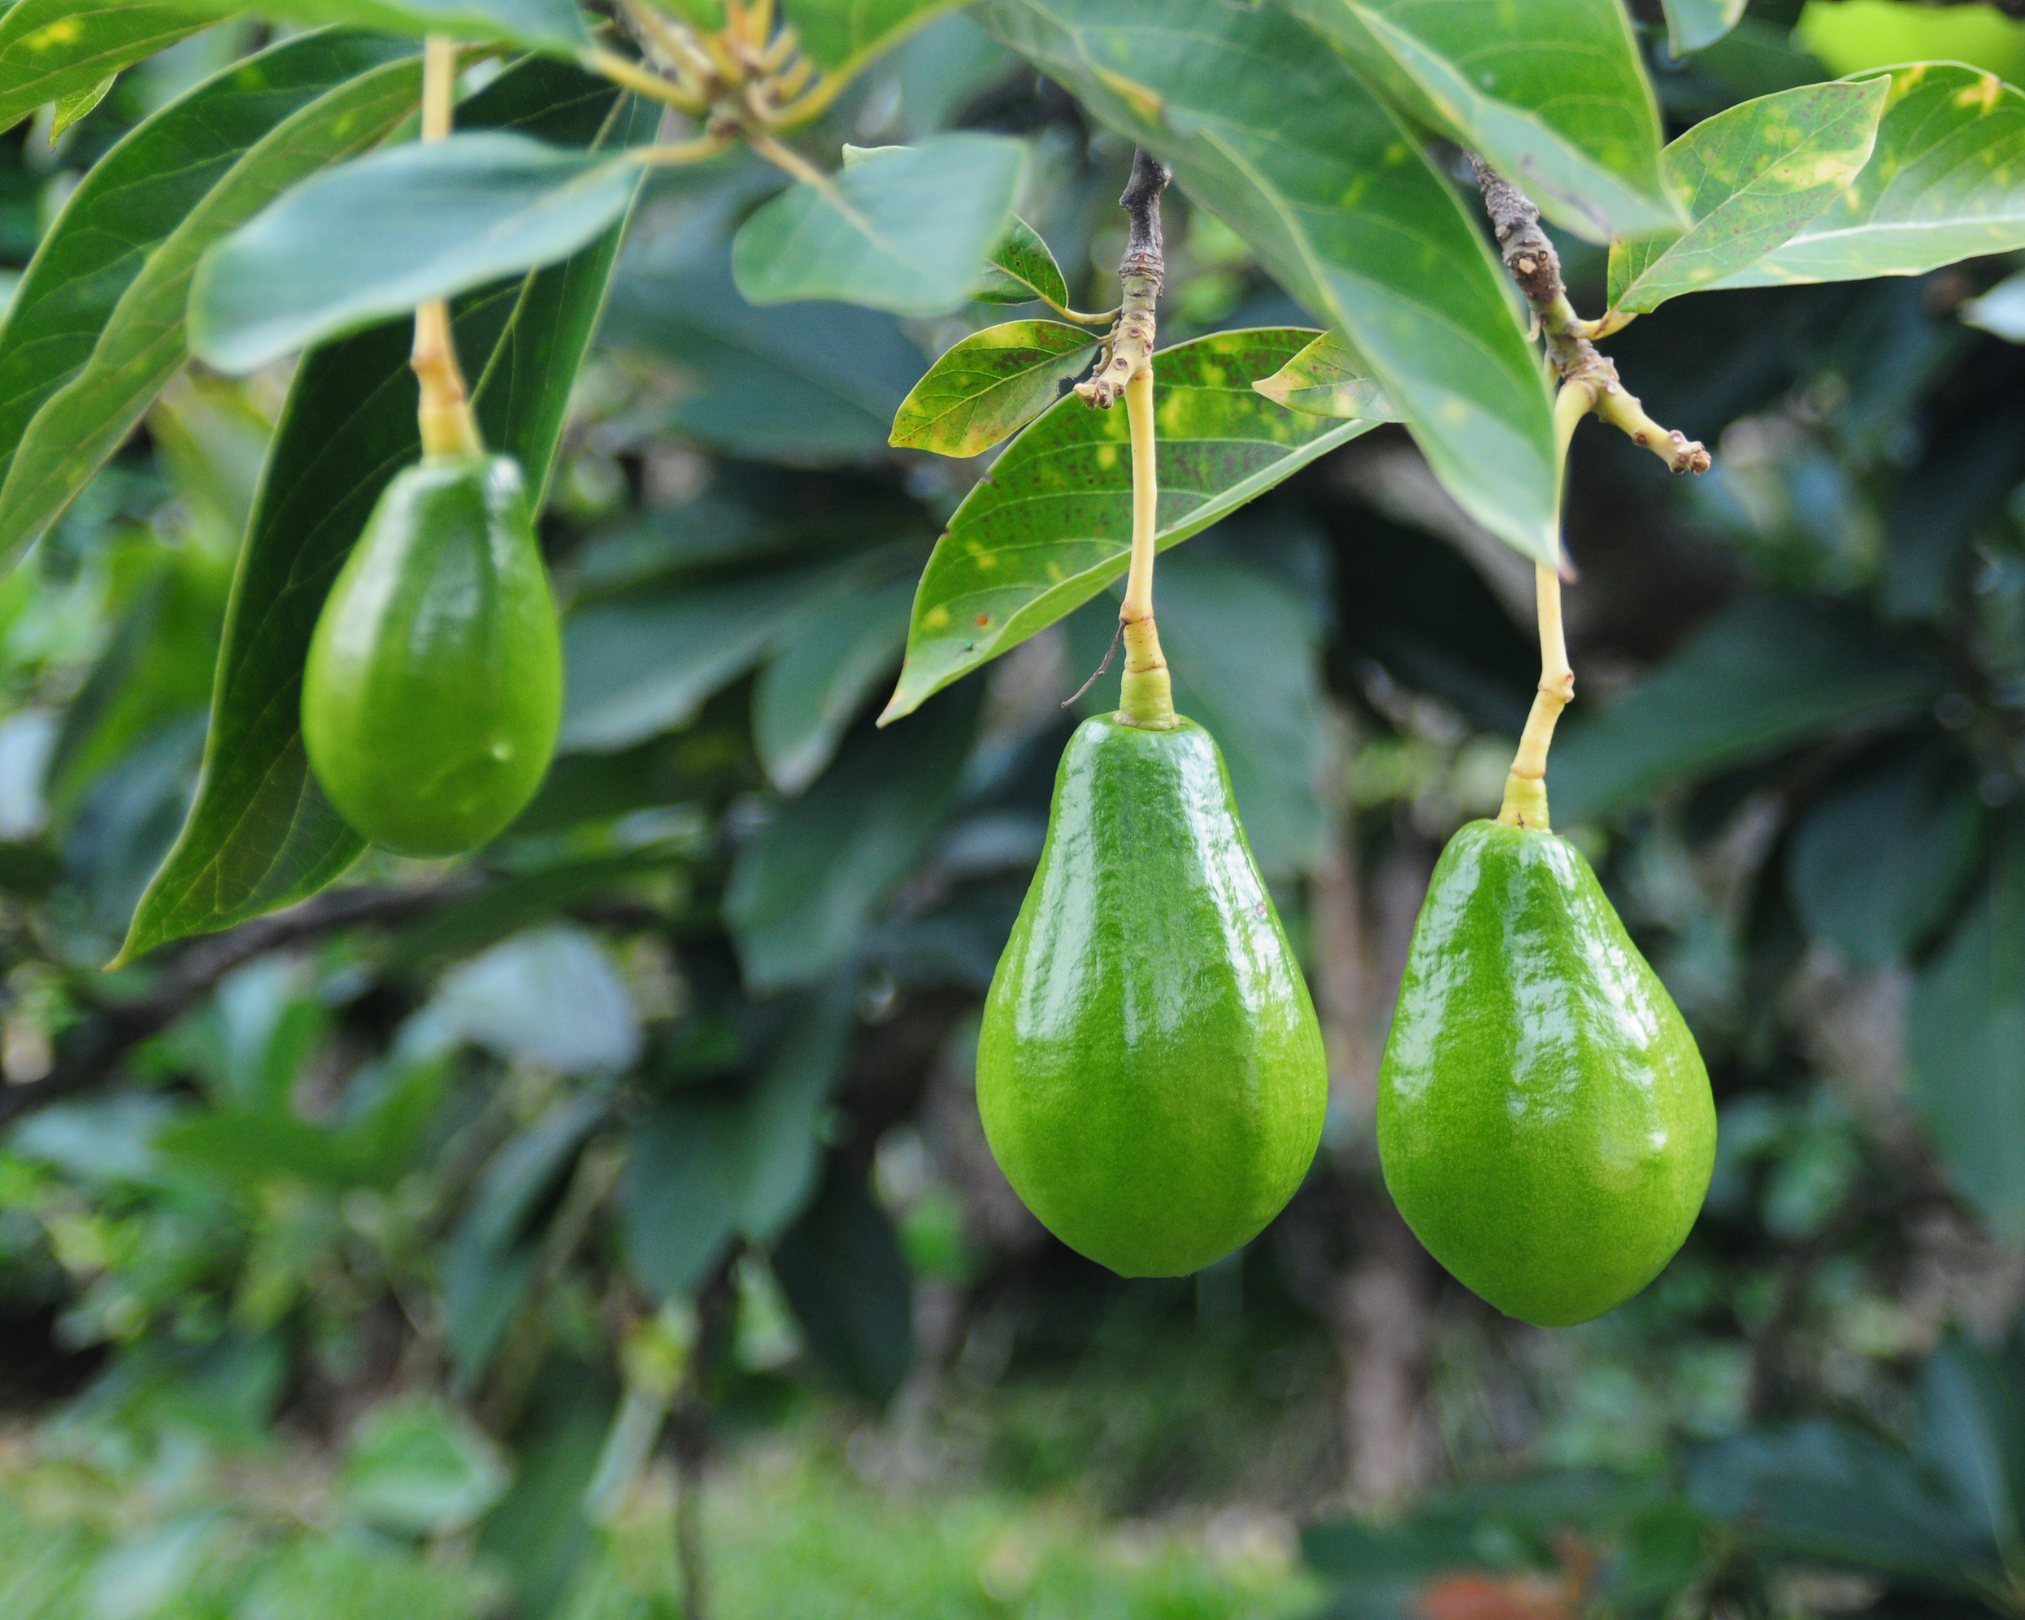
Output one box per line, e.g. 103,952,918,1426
1378,819,1716,1327
303,454,562,857
977,712,1328,1278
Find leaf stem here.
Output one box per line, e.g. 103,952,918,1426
634,133,735,166
413,37,483,461
582,45,710,115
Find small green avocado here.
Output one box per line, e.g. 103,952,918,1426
302,454,562,857
977,712,1328,1278
1378,819,1716,1327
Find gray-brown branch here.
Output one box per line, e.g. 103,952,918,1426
1468,154,1710,477
0,884,457,1129
1077,147,1170,408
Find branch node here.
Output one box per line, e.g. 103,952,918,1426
1076,148,1169,410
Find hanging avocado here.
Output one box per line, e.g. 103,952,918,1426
1378,818,1716,1327
977,712,1328,1278
302,454,562,856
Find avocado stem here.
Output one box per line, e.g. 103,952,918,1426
413,37,484,462
1499,562,1573,831
1117,367,1176,729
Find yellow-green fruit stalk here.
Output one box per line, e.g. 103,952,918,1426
302,454,562,856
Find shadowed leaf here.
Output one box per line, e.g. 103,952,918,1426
732,134,1026,317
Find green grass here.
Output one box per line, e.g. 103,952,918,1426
0,1428,1323,1620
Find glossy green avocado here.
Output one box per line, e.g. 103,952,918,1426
977,712,1328,1278
302,454,562,857
1378,819,1716,1327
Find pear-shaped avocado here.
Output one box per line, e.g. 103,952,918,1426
1378,820,1716,1327
977,712,1327,1278
303,454,562,857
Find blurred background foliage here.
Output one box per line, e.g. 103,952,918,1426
9,3,2025,1617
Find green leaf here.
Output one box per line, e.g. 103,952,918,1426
881,328,1377,723
602,163,927,463
1547,595,1945,824
0,1,218,135
51,73,116,138
622,988,854,1298
1252,330,1398,421
1662,0,1748,57
753,573,915,794
1909,817,2025,1241
975,0,1560,568
181,0,591,54
1690,1423,1999,1590
1715,64,2025,288
1607,78,1889,316
732,134,1026,317
340,1398,510,1539
727,680,979,993
1281,0,1679,242
1787,741,1984,973
561,553,893,753
974,214,1071,307
1066,546,1327,877
191,132,645,374
0,55,423,571
771,1157,914,1406
116,62,656,965
790,0,965,78
888,320,1098,458
0,31,412,570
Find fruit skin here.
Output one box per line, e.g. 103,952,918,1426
303,454,562,857
1378,820,1716,1328
977,712,1327,1278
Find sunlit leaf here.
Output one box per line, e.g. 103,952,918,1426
974,214,1071,307
1716,64,2025,288
51,74,116,139
0,1,217,135
181,0,591,53
732,134,1026,317
1252,330,1398,421
791,0,966,78
889,320,1098,458
976,0,1561,567
882,329,1378,723
1608,78,1888,315
1282,0,1679,242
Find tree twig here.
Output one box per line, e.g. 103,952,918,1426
1077,148,1169,411
2,885,457,1129
1467,155,1711,478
